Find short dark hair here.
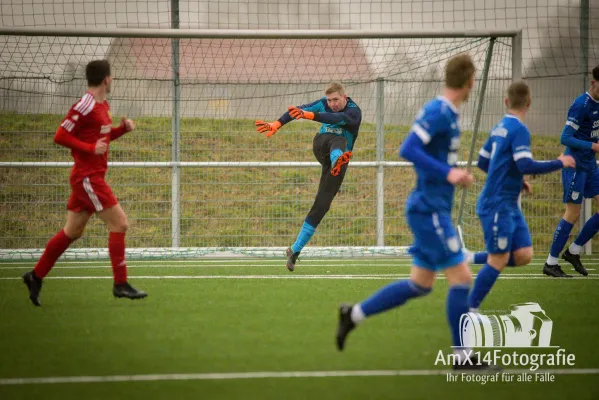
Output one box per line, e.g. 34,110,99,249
507,81,531,110
593,65,599,81
86,60,111,86
445,53,476,89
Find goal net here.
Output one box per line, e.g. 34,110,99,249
0,28,518,259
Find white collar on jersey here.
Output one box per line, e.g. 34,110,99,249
504,113,523,123
436,96,460,114
585,92,599,103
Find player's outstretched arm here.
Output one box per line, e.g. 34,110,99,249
515,156,569,175
515,128,574,174
290,107,361,127
255,120,282,138
110,117,135,141
54,125,96,153
255,99,323,138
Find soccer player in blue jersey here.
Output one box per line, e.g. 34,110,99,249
467,81,575,310
255,82,361,271
544,66,599,277
335,54,484,369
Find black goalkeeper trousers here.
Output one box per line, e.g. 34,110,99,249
305,133,349,228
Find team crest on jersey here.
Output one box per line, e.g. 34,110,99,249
72,114,79,121
572,191,580,201
497,237,508,250
447,237,460,253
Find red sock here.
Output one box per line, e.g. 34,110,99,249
34,230,74,279
109,232,127,284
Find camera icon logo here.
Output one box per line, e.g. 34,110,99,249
460,302,553,348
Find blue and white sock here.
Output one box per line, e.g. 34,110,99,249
548,219,574,265
353,280,431,322
571,213,599,254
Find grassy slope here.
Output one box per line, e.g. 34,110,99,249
0,112,592,251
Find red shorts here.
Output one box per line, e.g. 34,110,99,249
68,175,118,214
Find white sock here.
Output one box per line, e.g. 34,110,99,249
469,307,479,313
465,250,474,264
546,255,559,266
569,243,582,255
351,304,366,324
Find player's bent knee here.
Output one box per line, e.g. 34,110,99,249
487,253,509,270
564,205,581,223
513,248,533,266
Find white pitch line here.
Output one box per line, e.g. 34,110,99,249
0,264,595,271
1,259,598,266
0,368,597,385
0,275,598,280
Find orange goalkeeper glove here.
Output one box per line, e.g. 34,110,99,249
288,106,315,120
255,120,282,138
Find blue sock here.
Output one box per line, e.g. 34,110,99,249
549,219,574,258
291,221,316,253
330,148,343,165
360,280,431,317
574,213,599,247
468,264,500,309
447,284,470,348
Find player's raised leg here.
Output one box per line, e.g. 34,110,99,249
336,265,435,351
23,210,91,306
287,134,349,271
97,204,147,299
562,193,599,277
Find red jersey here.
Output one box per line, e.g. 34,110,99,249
56,92,125,184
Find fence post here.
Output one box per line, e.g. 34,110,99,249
171,0,181,248
376,78,385,246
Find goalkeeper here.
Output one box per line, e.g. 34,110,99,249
255,82,362,271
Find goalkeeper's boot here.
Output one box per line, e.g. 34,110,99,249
113,282,148,300
453,352,500,371
23,270,42,307
336,304,356,351
562,249,588,276
542,263,572,278
331,151,353,177
286,247,300,272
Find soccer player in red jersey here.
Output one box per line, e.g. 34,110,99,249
22,60,147,306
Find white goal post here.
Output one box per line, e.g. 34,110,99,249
0,27,522,260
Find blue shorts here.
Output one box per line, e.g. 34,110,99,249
478,207,532,254
562,167,599,204
407,211,465,271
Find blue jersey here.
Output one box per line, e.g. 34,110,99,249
404,96,461,214
561,92,599,171
279,96,362,151
477,115,532,213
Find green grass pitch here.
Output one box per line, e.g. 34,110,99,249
0,257,598,400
